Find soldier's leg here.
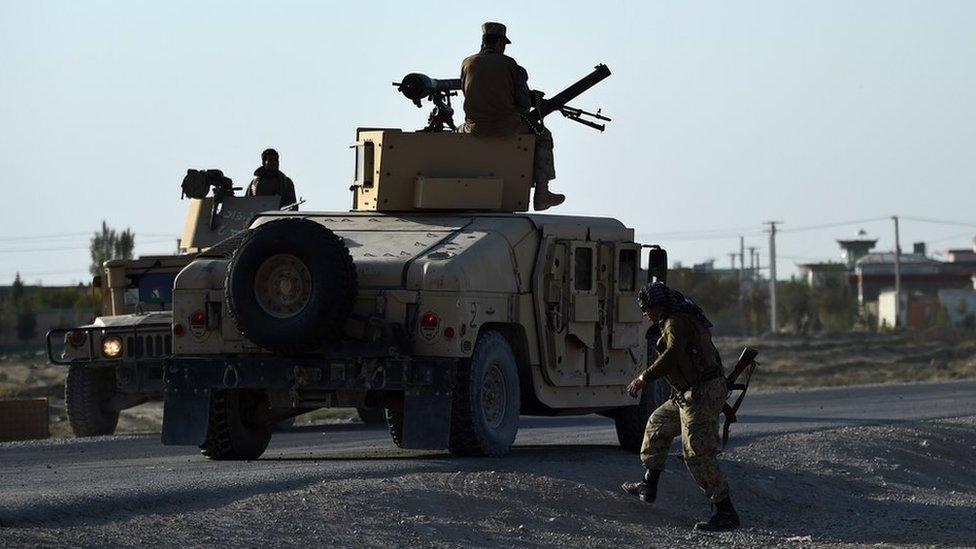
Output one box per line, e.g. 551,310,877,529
677,382,730,503
640,398,681,472
624,398,680,502
533,128,556,184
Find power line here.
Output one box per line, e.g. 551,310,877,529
901,216,976,229
0,231,177,243
0,237,176,254
779,216,889,234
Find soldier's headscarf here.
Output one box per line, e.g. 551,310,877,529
637,282,713,328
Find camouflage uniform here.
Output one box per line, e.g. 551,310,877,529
638,312,729,503
459,40,556,186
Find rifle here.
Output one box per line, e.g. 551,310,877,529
721,347,759,446
527,63,613,132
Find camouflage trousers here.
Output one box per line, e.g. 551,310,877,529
640,377,730,502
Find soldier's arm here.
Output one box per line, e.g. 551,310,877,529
637,318,686,382
244,179,257,197
282,178,297,208
512,62,532,111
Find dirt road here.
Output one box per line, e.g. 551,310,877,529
1,380,974,547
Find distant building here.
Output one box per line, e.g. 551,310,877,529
797,262,848,288
854,251,972,305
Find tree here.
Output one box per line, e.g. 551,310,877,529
16,306,36,342
90,221,135,276
11,272,24,303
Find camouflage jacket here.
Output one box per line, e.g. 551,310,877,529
460,47,532,137
638,312,723,390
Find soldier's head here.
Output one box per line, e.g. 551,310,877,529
637,282,668,324
261,148,279,171
481,21,511,53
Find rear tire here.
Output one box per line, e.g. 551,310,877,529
225,218,357,355
449,331,521,457
356,406,386,425
200,390,273,460
386,409,404,448
65,365,120,437
613,379,670,453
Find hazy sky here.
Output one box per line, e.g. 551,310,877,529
1,1,974,285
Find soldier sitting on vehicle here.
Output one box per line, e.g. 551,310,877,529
459,22,563,211
622,282,741,532
246,148,298,209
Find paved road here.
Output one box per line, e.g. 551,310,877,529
1,379,974,527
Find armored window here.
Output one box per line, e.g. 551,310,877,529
354,141,375,187
618,249,637,292
574,247,593,291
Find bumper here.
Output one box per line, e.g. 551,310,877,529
46,325,170,394
161,354,456,450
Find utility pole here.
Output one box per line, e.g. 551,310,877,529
766,221,781,333
892,215,901,327
739,236,745,288
728,253,737,271
748,246,757,278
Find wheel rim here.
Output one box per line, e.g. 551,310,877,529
482,362,508,429
253,254,312,319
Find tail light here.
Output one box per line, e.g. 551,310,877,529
421,312,439,328
190,310,206,326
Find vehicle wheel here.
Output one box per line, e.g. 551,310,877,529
386,409,404,448
613,378,670,453
449,331,521,457
357,406,387,425
225,218,357,355
275,416,296,431
200,390,273,460
65,365,120,437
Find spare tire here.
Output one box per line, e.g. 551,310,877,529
225,218,357,354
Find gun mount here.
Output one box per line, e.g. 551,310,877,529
393,73,462,133
394,64,613,133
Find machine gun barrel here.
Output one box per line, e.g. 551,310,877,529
393,73,461,107
536,64,611,119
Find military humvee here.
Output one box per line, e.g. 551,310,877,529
46,176,359,437
160,126,672,460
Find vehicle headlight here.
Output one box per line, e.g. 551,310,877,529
66,330,87,348
101,336,123,358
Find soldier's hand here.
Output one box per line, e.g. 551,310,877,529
627,378,646,398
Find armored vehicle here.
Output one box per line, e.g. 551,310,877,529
46,172,361,436
161,121,672,459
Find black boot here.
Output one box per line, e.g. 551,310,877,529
694,496,740,531
621,470,661,503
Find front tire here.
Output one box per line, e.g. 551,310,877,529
613,378,670,453
449,331,521,457
65,365,120,437
200,390,273,460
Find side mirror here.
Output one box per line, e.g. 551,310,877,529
647,245,668,284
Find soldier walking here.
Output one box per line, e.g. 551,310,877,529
459,22,563,211
622,282,741,532
246,148,297,209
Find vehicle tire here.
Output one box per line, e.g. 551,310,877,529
225,218,357,355
357,406,386,425
449,331,521,457
200,390,273,460
65,365,120,437
613,378,670,453
386,409,404,448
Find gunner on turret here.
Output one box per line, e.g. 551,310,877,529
459,22,562,211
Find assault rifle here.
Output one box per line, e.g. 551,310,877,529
393,63,613,133
721,347,759,446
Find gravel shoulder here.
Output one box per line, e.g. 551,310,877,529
2,413,973,548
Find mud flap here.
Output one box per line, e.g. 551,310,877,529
400,388,452,450
161,390,211,446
